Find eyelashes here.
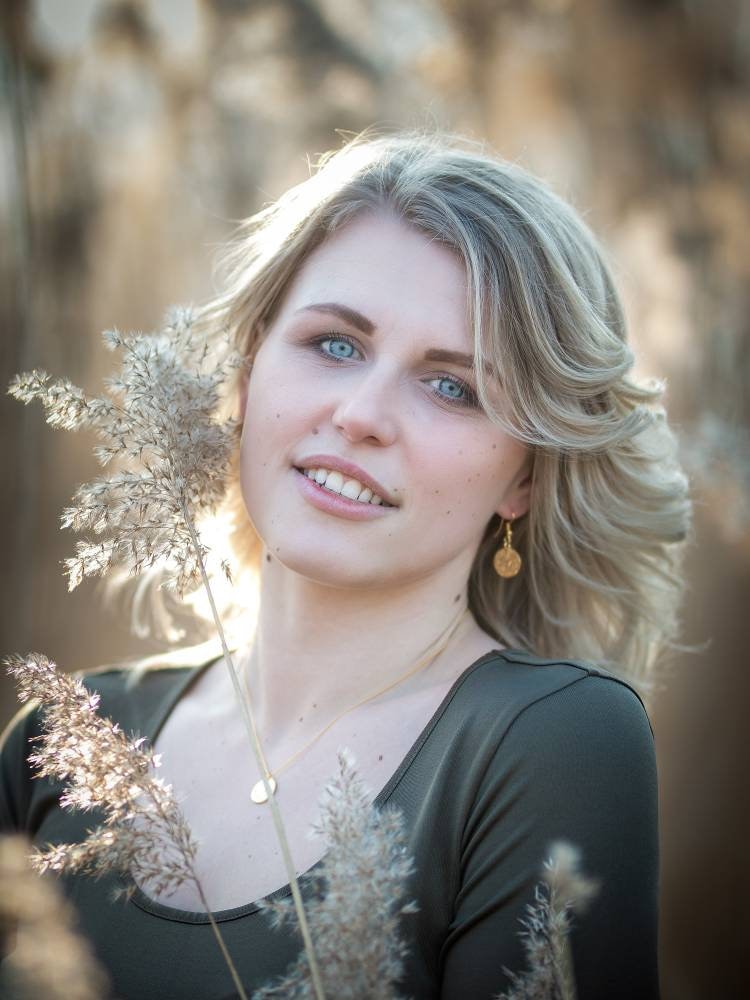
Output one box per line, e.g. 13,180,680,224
309,333,479,410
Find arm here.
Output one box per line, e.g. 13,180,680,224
441,675,660,1000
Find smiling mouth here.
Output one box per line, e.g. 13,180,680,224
293,466,396,508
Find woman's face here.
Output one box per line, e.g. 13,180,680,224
239,210,531,590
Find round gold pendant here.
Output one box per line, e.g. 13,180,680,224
494,548,521,578
251,776,277,804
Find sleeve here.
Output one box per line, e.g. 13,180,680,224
440,675,660,1000
0,702,40,834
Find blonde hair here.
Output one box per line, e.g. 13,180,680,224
191,127,691,698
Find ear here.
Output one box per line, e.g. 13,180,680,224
496,465,532,522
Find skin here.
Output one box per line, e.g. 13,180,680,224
139,209,535,910
234,209,532,756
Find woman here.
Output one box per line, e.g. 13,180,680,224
1,130,689,998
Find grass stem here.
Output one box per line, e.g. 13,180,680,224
181,499,327,1000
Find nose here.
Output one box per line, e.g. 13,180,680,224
331,368,399,446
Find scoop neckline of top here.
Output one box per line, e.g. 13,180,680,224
125,645,520,925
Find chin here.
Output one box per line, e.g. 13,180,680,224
264,542,400,590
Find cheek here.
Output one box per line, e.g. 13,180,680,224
418,435,523,514
238,364,280,502
417,446,485,510
239,353,313,497
244,342,320,428
243,352,293,436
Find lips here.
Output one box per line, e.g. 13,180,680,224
293,453,400,507
293,469,396,521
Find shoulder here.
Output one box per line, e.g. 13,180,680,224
446,650,658,830
74,638,225,687
71,640,225,733
0,643,222,832
1,641,224,746
440,653,660,1000
447,647,654,755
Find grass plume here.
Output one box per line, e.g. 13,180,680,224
8,305,241,596
8,308,327,997
0,833,110,1000
252,748,418,1000
495,841,600,1000
4,652,250,1000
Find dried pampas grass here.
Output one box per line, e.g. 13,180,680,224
0,834,110,1000
253,748,418,1000
495,841,600,1000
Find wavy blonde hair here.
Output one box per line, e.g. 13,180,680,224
189,127,691,698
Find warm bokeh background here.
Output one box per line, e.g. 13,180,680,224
1,1,748,997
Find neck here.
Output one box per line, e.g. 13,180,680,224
237,549,479,751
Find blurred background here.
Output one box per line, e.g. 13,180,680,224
1,1,748,996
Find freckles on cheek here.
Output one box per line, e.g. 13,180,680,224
244,379,281,432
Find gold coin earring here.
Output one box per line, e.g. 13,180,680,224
493,513,522,578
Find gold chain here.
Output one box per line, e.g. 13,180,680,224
242,604,470,803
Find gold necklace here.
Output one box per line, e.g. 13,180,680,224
243,604,470,804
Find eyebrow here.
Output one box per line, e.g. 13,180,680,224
294,302,477,370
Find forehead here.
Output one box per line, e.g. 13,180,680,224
278,211,471,345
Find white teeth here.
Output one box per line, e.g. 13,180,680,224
300,467,391,506
341,479,363,500
323,470,344,492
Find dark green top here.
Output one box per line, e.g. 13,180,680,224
0,648,659,999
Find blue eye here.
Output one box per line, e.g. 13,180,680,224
310,333,478,409
317,335,361,360
427,376,478,408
